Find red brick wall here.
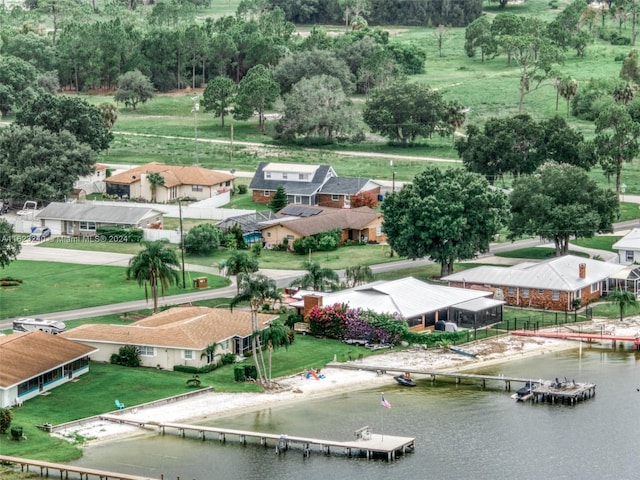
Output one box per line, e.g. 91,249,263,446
252,190,273,204
318,194,344,208
448,281,602,311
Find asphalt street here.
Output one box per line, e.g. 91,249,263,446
1,211,637,331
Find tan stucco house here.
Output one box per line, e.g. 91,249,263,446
259,205,386,249
106,162,235,202
61,307,278,370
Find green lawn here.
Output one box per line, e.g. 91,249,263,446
495,247,590,260
0,260,230,319
0,335,377,462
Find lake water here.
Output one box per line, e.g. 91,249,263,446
72,345,640,480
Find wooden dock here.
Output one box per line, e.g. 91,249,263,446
0,455,159,480
514,379,596,405
511,329,640,349
99,416,414,461
329,363,596,404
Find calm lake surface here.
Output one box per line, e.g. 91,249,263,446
72,345,640,480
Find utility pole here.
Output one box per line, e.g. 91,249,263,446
178,199,186,289
191,96,199,166
229,124,234,162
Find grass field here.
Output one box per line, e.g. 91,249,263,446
0,335,376,462
0,260,230,319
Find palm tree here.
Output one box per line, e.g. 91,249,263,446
200,342,218,364
126,241,180,313
225,251,259,293
345,264,374,288
147,172,165,202
608,288,638,321
230,273,281,386
259,319,290,386
290,260,339,291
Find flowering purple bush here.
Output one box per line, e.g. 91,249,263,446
307,303,407,344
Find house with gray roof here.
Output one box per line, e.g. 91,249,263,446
249,162,380,208
442,255,627,311
36,202,165,237
289,277,504,330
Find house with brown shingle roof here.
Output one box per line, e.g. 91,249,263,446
0,331,97,408
60,306,278,370
258,205,386,249
106,162,236,202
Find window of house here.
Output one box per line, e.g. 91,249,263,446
184,350,193,360
294,195,302,204
286,235,294,242
267,232,271,237
220,339,229,351
332,194,340,201
79,221,96,231
266,172,271,179
169,186,178,199
626,251,634,262
575,289,581,299
138,346,154,356
282,173,288,179
508,287,515,297
552,290,560,300
264,190,271,197
538,289,544,294
299,173,305,180
225,181,231,187
376,226,382,236
192,185,203,192
591,283,599,293
522,288,529,298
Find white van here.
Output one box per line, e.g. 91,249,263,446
13,318,66,335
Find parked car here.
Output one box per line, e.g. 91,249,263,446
30,226,51,241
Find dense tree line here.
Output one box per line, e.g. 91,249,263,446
266,0,484,28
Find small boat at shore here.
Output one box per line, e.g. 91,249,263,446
448,345,477,357
394,375,416,387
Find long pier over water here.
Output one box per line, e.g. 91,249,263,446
97,416,414,461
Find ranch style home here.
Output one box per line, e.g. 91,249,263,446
105,162,235,202
60,306,278,370
258,205,387,248
35,202,165,237
0,331,97,408
288,277,505,331
249,162,381,208
442,255,630,311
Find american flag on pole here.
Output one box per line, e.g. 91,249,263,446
381,395,391,409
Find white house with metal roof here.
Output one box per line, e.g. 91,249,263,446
613,228,640,265
443,255,626,311
36,202,165,237
290,277,504,330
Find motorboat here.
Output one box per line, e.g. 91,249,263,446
514,381,537,401
394,374,416,387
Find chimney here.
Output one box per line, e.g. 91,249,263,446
579,263,586,279
303,294,323,317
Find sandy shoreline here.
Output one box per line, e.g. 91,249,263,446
52,333,587,446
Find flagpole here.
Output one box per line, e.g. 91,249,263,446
381,392,384,442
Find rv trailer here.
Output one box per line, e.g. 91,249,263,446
13,318,66,335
